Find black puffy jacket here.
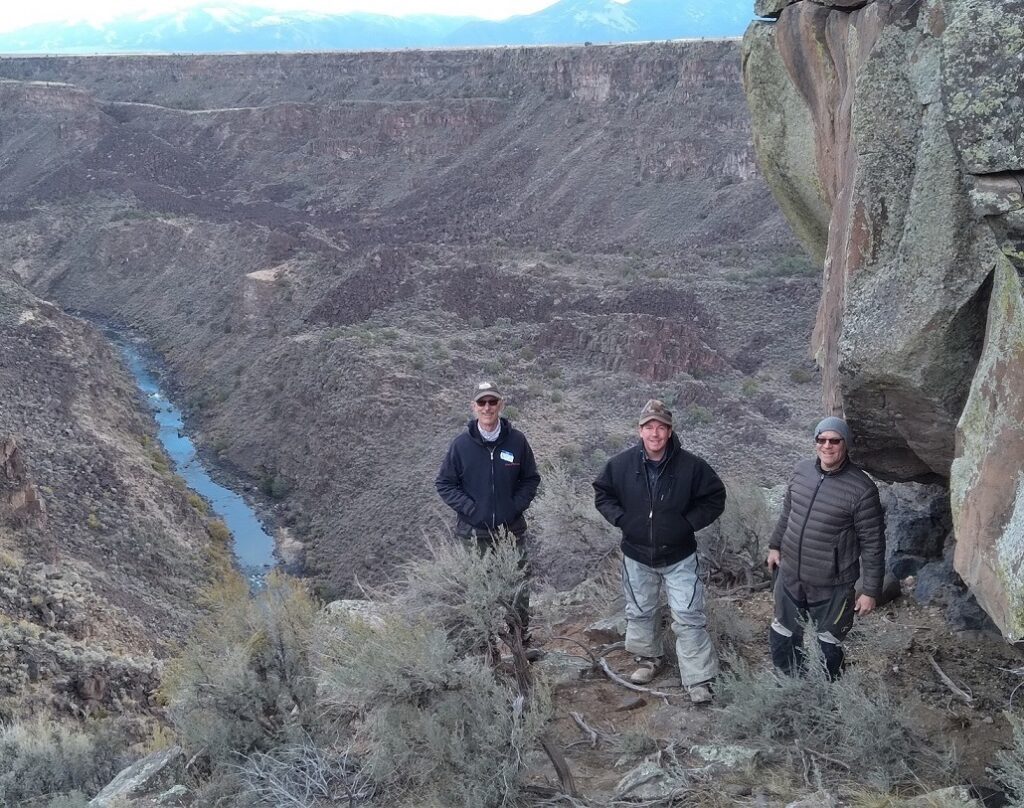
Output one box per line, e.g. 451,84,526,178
593,434,726,568
769,457,885,597
435,418,541,538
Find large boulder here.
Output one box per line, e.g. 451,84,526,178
742,0,1024,638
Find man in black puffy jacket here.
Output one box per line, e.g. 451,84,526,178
766,416,885,678
435,381,541,633
593,399,726,703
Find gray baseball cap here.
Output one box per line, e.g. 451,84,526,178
472,381,504,402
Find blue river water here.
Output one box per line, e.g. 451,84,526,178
111,333,277,583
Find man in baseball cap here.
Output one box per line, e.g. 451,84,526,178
593,399,726,703
436,381,541,646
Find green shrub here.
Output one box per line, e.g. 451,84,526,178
43,793,90,808
259,471,290,500
206,519,232,546
147,446,170,475
790,367,815,384
187,492,209,515
684,404,713,426
557,444,581,466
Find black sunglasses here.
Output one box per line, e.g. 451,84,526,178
815,437,843,446
476,398,500,407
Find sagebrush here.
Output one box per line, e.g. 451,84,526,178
317,537,552,808
161,571,319,769
0,716,132,807
715,639,953,792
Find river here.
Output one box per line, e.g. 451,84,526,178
110,331,276,586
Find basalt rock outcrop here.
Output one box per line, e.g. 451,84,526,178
1,436,47,528
743,0,1024,638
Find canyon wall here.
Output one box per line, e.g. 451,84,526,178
0,272,219,721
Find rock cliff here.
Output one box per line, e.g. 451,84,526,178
742,0,1024,637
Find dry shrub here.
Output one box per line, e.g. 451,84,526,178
700,479,780,589
316,537,552,808
715,638,953,792
991,712,1024,807
0,716,132,806
161,571,319,769
238,736,373,807
706,596,762,654
389,535,528,655
319,615,550,808
163,540,551,807
528,460,618,589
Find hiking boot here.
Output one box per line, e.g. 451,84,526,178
629,656,663,685
687,681,713,704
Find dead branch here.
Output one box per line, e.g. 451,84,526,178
879,614,930,631
795,741,851,770
928,654,974,705
550,635,599,665
540,734,578,797
569,711,606,748
598,658,676,698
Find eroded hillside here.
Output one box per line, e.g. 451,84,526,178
0,271,218,722
0,43,821,597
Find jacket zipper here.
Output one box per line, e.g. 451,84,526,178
646,463,665,567
489,446,497,530
795,472,826,582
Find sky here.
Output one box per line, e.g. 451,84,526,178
0,0,562,32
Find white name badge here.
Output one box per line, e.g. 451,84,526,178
500,450,515,463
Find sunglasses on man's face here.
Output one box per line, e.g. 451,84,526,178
815,437,843,446
476,398,500,408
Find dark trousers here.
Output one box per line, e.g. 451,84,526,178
462,529,531,639
769,572,855,679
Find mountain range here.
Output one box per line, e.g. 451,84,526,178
0,0,753,54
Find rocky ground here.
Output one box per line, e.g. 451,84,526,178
524,574,1023,806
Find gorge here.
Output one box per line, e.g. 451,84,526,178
2,6,1023,803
